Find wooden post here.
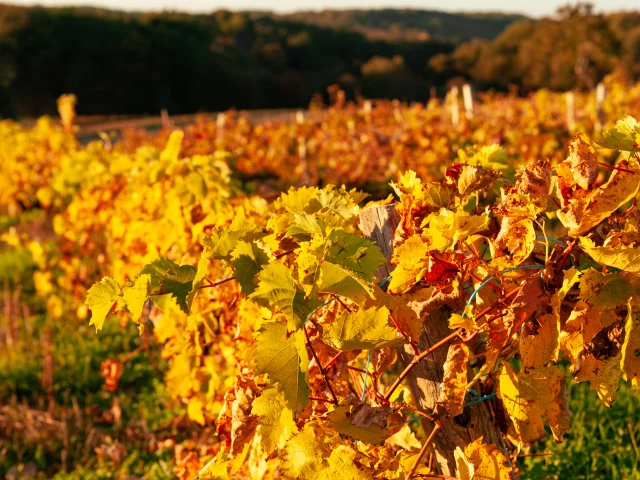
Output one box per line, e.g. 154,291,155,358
160,108,170,129
595,82,606,132
359,205,506,477
216,113,226,141
449,86,460,127
566,91,575,132
462,84,474,120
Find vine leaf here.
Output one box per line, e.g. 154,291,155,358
498,363,571,443
250,262,321,332
122,274,151,328
435,342,469,418
578,270,633,309
556,133,598,190
323,306,404,351
251,388,298,453
139,257,178,291
231,241,270,295
197,447,231,480
388,235,430,294
386,424,422,451
317,230,386,301
520,313,558,369
327,397,393,445
254,322,310,412
492,217,535,269
558,159,639,236
454,437,511,480
203,211,265,261
579,237,640,273
282,425,325,479
422,207,489,252
160,258,207,314
315,446,369,480
86,277,120,331
620,300,639,386
596,115,640,152
574,351,622,408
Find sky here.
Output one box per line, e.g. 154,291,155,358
5,0,640,17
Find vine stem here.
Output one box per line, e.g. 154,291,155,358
518,452,554,458
598,161,635,174
408,423,441,479
304,324,339,405
383,285,522,401
323,351,343,371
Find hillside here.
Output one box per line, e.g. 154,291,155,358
0,4,453,118
429,5,640,91
278,9,526,42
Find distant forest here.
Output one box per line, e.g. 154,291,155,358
0,3,639,118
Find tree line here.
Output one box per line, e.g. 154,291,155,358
0,3,638,118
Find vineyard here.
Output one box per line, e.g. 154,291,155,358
3,79,640,479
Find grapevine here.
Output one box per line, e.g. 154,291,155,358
87,116,640,478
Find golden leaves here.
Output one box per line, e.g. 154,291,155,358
454,437,511,480
498,363,571,443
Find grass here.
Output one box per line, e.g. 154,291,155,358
525,379,640,479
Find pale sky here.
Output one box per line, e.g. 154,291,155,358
6,0,640,17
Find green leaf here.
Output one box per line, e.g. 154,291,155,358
323,306,404,351
85,277,120,331
250,262,321,331
231,242,270,295
160,264,197,313
122,274,151,324
140,257,178,291
307,230,387,302
254,322,310,412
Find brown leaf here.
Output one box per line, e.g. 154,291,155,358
435,342,469,418
556,133,598,191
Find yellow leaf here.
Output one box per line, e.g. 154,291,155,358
251,388,298,453
454,437,511,480
283,424,325,479
188,396,206,426
315,446,369,480
575,352,622,408
323,306,404,351
498,363,571,443
621,300,639,386
579,237,640,272
388,235,430,294
558,159,640,236
492,217,535,270
520,313,558,369
327,397,393,445
385,424,421,451
422,207,489,252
